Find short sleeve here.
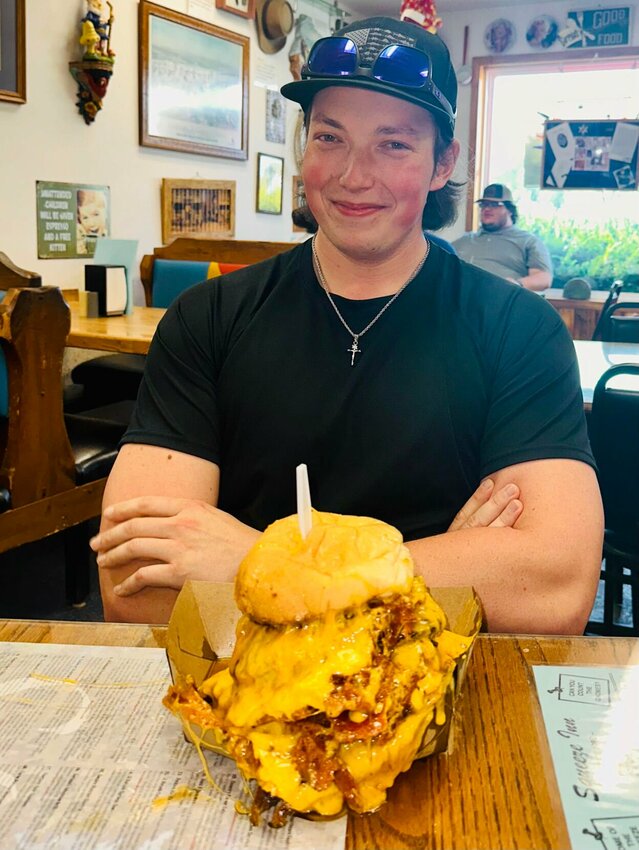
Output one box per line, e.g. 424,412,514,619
122,285,221,464
479,292,594,476
526,235,553,273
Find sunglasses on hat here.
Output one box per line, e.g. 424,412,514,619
303,37,455,124
478,200,506,209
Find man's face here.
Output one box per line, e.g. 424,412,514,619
302,87,456,262
479,201,512,232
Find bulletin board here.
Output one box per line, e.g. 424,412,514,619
542,119,639,190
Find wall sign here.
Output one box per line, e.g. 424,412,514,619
36,181,111,259
558,7,631,48
542,120,639,190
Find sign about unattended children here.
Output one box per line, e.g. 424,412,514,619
36,181,111,259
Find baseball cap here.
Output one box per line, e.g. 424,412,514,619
280,16,457,136
476,184,514,203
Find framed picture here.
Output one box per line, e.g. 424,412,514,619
256,153,284,215
265,90,286,143
0,0,26,103
215,0,256,20
292,175,306,231
139,1,249,160
161,178,236,243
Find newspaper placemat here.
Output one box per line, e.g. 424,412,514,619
533,665,639,850
0,643,346,850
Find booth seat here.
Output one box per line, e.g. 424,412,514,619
151,259,247,307
71,238,297,413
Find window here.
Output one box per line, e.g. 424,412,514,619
469,50,639,286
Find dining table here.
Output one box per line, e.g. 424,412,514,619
2,618,637,850
66,300,639,411
574,340,639,407
67,301,165,354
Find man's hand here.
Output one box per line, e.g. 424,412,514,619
91,497,260,597
448,478,522,531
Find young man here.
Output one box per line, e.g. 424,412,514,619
94,17,602,634
453,183,553,291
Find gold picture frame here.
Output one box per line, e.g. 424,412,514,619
139,1,249,160
0,0,26,103
161,178,236,243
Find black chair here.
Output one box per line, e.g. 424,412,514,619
66,354,142,426
586,364,639,636
593,285,639,343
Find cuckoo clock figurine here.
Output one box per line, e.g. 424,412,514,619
400,0,442,33
69,0,116,124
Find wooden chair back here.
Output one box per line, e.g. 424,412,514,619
139,237,297,306
0,287,105,553
0,252,42,291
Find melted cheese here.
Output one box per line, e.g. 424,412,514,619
166,578,469,817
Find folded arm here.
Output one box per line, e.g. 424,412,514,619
97,444,522,624
406,458,603,634
97,448,601,634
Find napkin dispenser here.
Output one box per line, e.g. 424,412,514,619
85,264,127,316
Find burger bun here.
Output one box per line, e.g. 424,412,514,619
235,510,414,625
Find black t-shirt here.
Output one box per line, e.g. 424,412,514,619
124,240,594,540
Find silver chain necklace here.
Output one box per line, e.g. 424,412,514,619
311,235,430,365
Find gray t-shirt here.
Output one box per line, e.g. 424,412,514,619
452,226,552,282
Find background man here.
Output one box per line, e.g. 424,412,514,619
453,184,553,291
93,17,601,635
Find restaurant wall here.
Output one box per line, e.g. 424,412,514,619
431,0,639,240
0,0,316,300
1,2,637,291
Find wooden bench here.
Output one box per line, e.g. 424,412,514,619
544,289,609,340
139,237,296,306
0,255,123,604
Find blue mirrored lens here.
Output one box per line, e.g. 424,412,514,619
374,45,430,88
308,38,357,75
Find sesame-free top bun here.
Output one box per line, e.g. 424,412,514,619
235,510,414,625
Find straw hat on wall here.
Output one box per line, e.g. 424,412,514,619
256,0,294,54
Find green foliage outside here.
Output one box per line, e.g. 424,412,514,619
520,218,639,291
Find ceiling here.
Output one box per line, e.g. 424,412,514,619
343,0,560,15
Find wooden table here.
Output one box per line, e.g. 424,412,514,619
67,302,164,354
574,339,639,406
544,289,609,340
66,304,639,410
2,618,637,850
65,290,639,353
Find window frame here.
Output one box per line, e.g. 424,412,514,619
466,46,639,231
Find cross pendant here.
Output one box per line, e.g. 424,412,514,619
348,336,361,366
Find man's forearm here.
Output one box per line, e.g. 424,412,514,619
520,268,552,291
406,526,599,634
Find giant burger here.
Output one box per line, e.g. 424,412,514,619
164,510,474,824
